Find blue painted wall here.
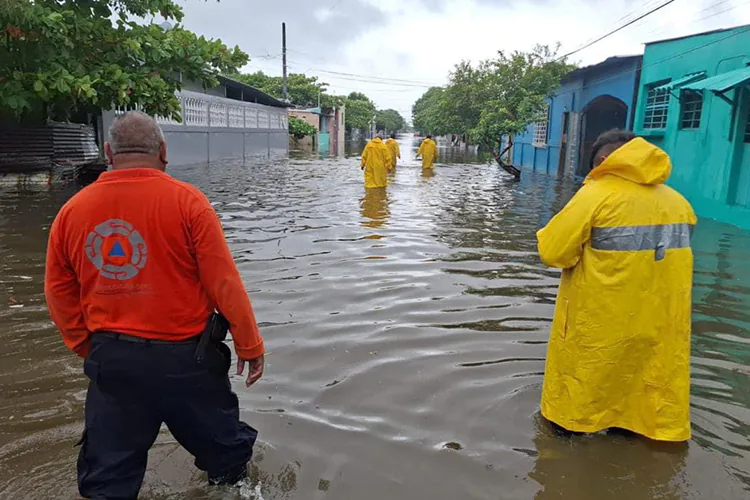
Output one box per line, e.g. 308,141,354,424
513,57,641,177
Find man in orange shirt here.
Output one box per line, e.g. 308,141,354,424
45,111,265,498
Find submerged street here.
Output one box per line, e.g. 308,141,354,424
1,135,749,499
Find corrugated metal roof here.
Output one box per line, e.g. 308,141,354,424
218,76,292,108
682,66,750,93
654,72,706,91
563,55,642,81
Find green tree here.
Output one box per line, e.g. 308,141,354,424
412,87,453,136
230,71,345,108
375,108,406,133
288,115,317,143
344,91,376,132
471,45,573,152
411,45,573,176
0,0,248,121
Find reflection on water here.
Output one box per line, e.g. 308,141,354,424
0,134,748,499
360,188,390,229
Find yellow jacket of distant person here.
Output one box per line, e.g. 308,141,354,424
361,138,393,189
385,138,400,168
537,138,696,442
417,138,437,168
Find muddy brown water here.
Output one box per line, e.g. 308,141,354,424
1,135,749,499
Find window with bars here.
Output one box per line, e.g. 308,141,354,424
744,104,750,144
680,90,703,129
532,105,550,147
643,82,670,129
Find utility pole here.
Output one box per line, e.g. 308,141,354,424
282,22,288,101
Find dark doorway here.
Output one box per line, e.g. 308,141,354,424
578,95,628,176
558,111,570,176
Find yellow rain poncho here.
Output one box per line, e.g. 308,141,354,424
417,138,437,169
537,138,696,442
385,138,401,168
361,138,393,189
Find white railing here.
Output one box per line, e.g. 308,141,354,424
114,90,288,130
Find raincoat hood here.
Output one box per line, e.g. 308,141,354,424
585,138,672,186
372,138,383,144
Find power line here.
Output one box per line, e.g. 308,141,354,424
553,25,750,100
328,0,345,12
645,0,750,39
567,0,666,54
559,0,679,60
286,62,438,88
285,57,443,86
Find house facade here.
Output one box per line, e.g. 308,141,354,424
289,106,345,155
633,25,750,229
513,55,642,178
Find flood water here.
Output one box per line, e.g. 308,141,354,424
1,134,749,499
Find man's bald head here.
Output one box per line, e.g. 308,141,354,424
105,111,168,170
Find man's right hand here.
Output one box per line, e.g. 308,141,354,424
237,354,264,387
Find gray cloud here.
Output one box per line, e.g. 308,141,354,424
177,0,386,66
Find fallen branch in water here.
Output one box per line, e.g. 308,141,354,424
486,139,521,181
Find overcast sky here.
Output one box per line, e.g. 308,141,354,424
175,0,750,121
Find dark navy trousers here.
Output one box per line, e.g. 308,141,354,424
78,335,257,500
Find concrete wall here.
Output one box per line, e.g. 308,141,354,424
160,127,287,165
634,25,750,230
103,89,289,167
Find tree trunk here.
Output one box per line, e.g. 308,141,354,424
487,135,520,180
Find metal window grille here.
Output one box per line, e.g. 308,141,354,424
643,84,670,129
532,106,549,147
679,91,703,129
744,105,750,144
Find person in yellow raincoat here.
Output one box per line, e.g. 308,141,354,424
385,133,401,169
361,135,393,188
537,130,696,442
416,135,438,169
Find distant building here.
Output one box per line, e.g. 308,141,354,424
513,55,642,177
633,24,750,230
289,106,345,155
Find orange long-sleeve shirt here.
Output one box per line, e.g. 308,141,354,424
44,168,264,360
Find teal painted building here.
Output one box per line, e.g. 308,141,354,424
634,25,750,229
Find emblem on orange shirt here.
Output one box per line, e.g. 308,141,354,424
85,219,147,281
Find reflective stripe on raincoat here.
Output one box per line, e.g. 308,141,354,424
361,138,392,189
537,138,697,442
417,138,437,169
385,138,400,168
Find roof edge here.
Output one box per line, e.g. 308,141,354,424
645,23,750,46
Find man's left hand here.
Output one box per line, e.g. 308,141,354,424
237,354,264,387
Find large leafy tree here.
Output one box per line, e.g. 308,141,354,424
375,108,406,134
0,0,248,122
230,71,345,108
345,91,376,132
411,45,573,177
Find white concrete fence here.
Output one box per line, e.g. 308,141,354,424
115,90,288,131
